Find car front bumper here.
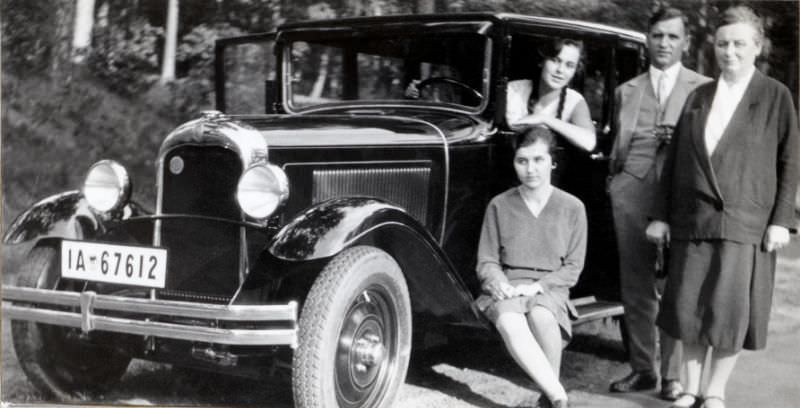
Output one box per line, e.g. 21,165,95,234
1,286,298,348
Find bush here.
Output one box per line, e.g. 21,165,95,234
143,77,215,124
1,1,59,75
1,72,175,217
177,23,246,79
88,19,163,95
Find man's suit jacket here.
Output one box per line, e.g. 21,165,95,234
653,70,799,244
609,67,711,176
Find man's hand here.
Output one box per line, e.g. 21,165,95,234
646,220,670,246
404,79,421,99
764,225,791,252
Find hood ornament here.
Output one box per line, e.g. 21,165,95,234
199,110,226,120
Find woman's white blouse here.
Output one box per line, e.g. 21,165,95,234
704,67,756,155
505,79,583,125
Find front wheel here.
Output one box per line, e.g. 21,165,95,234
10,245,131,400
293,246,412,408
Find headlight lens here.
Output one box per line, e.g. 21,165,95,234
237,164,289,220
82,160,131,213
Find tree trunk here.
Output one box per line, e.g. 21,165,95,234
310,51,330,99
695,0,709,76
160,0,178,83
51,0,76,77
72,0,96,63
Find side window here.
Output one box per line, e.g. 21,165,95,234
289,41,346,107
616,43,645,84
507,34,543,82
357,54,405,100
581,43,611,126
219,35,277,114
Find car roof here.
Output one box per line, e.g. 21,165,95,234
277,12,646,43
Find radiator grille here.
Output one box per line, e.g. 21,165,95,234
158,146,243,301
312,167,430,224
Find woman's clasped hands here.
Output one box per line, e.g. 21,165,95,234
486,280,544,300
512,113,549,129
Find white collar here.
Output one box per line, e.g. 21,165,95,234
649,62,682,81
649,63,682,99
719,66,756,92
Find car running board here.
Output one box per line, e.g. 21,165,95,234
571,296,624,326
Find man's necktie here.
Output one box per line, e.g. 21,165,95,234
656,72,668,106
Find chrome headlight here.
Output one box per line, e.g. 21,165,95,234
237,164,289,220
82,160,131,213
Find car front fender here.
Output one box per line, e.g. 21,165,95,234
268,197,410,261
3,191,146,245
252,197,486,328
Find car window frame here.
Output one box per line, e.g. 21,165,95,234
215,32,279,114
279,26,495,116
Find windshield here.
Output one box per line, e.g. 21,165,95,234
286,33,490,111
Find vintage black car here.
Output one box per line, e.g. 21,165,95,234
2,12,646,408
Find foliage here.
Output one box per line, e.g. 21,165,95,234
176,23,246,78
0,0,63,75
143,77,215,124
87,19,164,95
1,71,175,217
1,0,798,224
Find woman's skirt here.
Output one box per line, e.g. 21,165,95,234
656,239,776,351
474,278,576,340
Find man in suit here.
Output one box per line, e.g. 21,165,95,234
607,7,711,400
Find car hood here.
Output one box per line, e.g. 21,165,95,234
239,111,493,147
159,111,492,167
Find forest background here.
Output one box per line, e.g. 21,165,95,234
1,0,798,223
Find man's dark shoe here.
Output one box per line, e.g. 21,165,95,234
531,395,552,408
609,371,658,392
529,395,569,408
660,379,684,401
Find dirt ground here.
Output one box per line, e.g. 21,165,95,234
0,318,638,408
2,239,800,408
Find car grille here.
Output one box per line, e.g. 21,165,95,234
157,146,243,301
156,289,233,305
312,167,430,224
161,146,243,218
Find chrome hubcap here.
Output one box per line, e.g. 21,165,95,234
335,287,397,408
353,333,385,374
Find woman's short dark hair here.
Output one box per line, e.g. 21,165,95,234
514,126,557,156
716,5,765,45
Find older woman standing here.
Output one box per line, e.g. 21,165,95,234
647,6,799,408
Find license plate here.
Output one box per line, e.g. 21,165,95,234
61,240,168,288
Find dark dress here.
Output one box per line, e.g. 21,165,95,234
653,71,800,351
658,240,774,350
475,187,587,339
